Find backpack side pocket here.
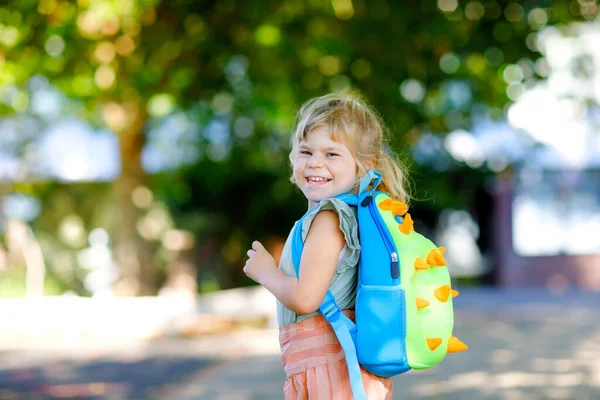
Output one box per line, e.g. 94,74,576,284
356,283,410,377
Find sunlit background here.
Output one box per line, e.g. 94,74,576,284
0,0,599,398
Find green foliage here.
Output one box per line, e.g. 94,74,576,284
0,0,589,291
0,267,68,298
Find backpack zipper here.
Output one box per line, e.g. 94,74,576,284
367,195,400,280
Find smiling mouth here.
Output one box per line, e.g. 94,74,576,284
306,177,332,185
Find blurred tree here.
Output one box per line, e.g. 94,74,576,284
0,0,588,293
163,0,585,288
1,0,205,294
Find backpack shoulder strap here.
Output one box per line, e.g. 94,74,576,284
319,293,366,400
334,193,358,206
359,169,383,194
291,209,366,400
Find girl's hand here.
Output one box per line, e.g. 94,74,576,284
244,241,278,285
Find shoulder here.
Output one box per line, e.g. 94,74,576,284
310,209,339,227
300,198,361,274
301,197,358,245
304,198,356,226
306,210,343,240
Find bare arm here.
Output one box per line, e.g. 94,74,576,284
244,210,345,315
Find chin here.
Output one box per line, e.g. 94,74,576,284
306,194,323,203
304,187,344,201
302,192,323,204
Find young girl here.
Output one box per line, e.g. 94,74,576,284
243,92,410,399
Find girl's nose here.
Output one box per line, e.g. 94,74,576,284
307,154,324,168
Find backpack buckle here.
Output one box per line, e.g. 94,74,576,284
321,302,341,321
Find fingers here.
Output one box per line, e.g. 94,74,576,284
245,241,262,276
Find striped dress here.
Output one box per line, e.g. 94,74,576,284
279,310,393,399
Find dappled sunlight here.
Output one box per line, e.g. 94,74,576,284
0,353,215,400
402,302,600,399
1,288,599,398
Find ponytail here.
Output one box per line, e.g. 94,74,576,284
375,151,411,204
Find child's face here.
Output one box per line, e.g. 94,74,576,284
293,126,358,208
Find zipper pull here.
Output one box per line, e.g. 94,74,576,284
391,252,399,279
361,192,374,207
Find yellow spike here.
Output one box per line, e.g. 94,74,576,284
426,249,446,266
398,213,414,235
451,289,459,298
414,257,429,271
391,202,409,216
378,198,393,211
447,336,468,353
416,297,430,310
434,285,451,302
438,246,446,255
427,338,442,351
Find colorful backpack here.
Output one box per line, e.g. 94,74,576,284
291,169,467,400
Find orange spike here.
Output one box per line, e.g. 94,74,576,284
398,213,414,235
416,297,430,310
378,198,393,210
434,285,451,302
438,246,446,255
447,336,468,353
426,249,446,266
427,338,442,351
451,289,459,298
391,202,409,216
414,257,429,271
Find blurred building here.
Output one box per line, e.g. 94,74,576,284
494,168,600,290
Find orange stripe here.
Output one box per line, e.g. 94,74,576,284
279,310,393,399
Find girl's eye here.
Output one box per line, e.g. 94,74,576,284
326,153,339,157
300,151,312,155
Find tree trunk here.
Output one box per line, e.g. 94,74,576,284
112,104,157,296
160,245,197,299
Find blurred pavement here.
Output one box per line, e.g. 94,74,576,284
1,288,600,399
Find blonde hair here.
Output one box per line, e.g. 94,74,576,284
289,91,411,203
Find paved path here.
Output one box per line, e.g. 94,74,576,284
1,289,600,399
